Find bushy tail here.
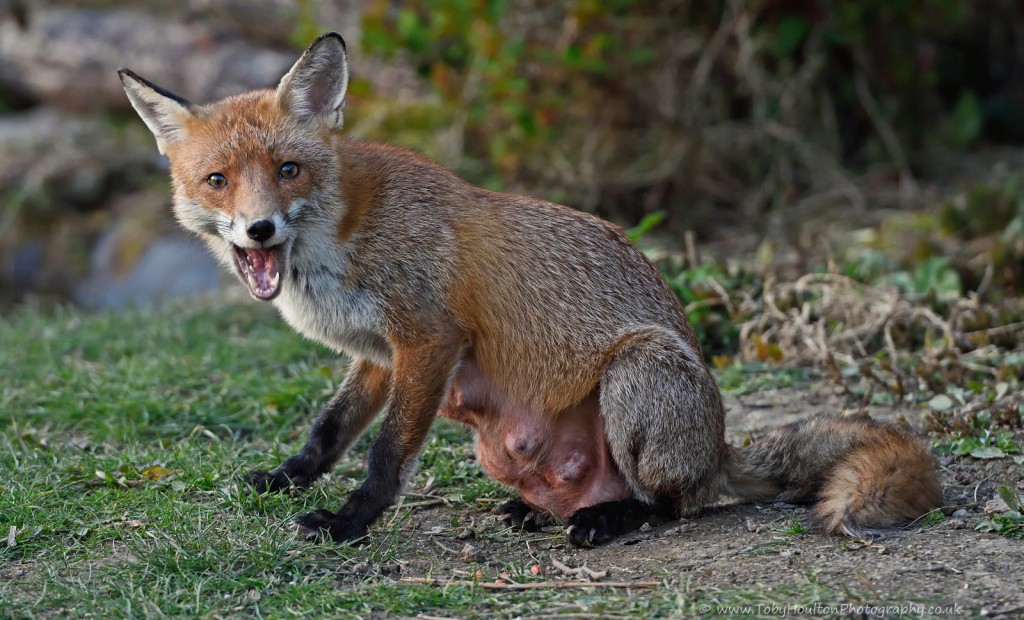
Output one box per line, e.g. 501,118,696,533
720,415,942,536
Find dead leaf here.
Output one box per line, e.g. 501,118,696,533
141,465,174,481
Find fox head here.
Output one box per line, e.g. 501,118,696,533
118,33,350,301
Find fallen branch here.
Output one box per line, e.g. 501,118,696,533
399,577,658,590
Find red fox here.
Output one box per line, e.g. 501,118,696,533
118,33,941,546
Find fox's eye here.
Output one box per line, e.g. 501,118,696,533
279,162,300,179
207,173,227,189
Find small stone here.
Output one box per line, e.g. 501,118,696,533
664,522,694,536
985,498,1010,515
952,509,968,518
461,543,484,563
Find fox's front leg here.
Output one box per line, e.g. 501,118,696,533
246,359,390,492
296,338,464,542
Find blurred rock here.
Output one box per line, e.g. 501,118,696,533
0,111,224,307
183,0,360,48
10,241,44,286
73,191,223,310
75,233,222,310
8,0,361,48
0,107,161,303
0,2,423,108
0,107,154,206
0,6,296,110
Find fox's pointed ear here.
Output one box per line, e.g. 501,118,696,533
276,32,349,128
118,69,193,155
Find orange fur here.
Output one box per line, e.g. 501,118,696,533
812,426,942,535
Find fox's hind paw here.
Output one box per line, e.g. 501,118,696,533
565,498,675,548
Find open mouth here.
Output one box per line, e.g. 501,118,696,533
232,244,283,301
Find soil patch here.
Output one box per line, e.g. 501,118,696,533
384,383,1024,617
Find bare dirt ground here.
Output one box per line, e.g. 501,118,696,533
387,382,1024,618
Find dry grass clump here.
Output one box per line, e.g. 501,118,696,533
735,272,1023,400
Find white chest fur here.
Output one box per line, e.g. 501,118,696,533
273,241,392,367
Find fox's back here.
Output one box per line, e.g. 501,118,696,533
451,191,698,412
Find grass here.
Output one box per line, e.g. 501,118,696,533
712,363,810,396
0,300,964,617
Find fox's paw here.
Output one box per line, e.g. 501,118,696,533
244,469,306,494
497,498,550,532
296,509,369,544
565,498,674,548
565,506,619,548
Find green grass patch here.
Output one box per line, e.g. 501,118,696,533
713,362,810,395
774,519,810,537
0,301,506,617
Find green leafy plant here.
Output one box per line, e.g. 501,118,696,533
928,395,1022,459
874,257,962,300
662,261,755,358
976,489,1024,540
626,211,666,244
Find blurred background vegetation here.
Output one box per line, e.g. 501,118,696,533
357,0,1024,308
0,0,1022,324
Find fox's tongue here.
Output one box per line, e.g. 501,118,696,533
240,247,281,300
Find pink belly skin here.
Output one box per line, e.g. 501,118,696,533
438,359,632,519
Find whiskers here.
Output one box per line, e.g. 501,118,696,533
214,220,234,239
174,198,230,238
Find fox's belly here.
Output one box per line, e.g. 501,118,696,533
439,358,632,518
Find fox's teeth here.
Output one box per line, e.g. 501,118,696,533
270,272,280,289
246,271,259,292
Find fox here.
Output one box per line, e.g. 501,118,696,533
118,32,942,546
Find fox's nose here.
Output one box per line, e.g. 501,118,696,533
246,219,275,242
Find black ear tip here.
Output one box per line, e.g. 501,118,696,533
117,68,137,84
312,32,346,54
115,69,192,106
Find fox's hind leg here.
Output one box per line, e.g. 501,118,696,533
566,327,726,545
246,359,390,492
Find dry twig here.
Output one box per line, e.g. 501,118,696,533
550,558,608,581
